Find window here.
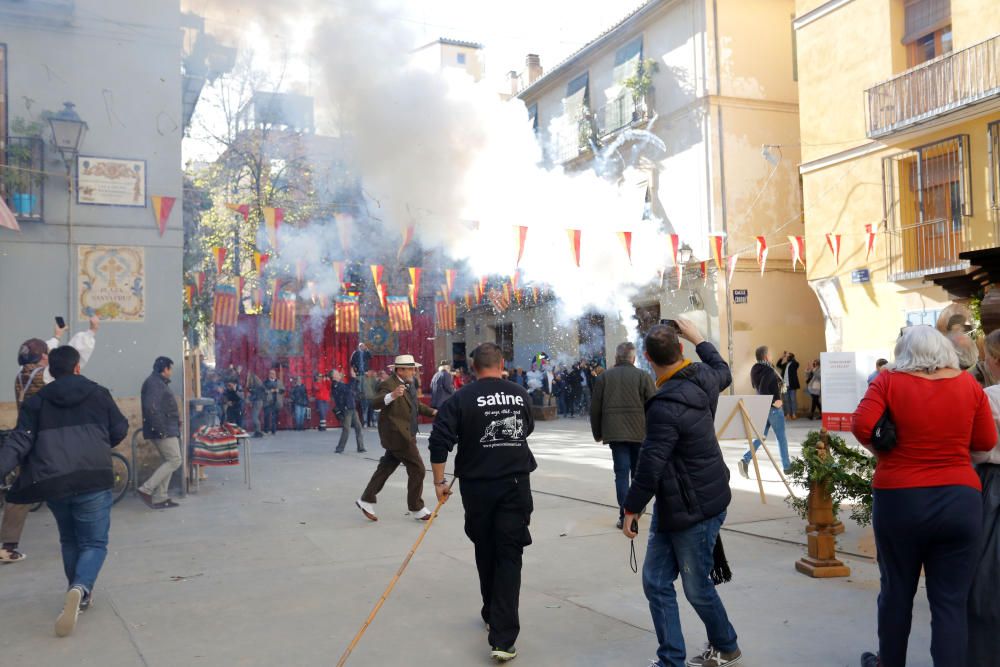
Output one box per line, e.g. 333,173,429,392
989,121,1000,219
456,52,466,65
613,37,642,85
564,72,589,119
527,103,538,134
903,0,952,67
882,134,972,276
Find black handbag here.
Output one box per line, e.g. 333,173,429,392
872,409,896,452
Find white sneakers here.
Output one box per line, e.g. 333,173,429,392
355,499,378,521
412,507,432,521
55,586,84,637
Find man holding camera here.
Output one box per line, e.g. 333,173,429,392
622,318,741,667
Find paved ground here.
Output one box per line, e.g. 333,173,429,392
1,417,932,666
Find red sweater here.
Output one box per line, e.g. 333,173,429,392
313,378,332,403
852,370,997,490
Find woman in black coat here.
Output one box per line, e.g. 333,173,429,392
783,353,801,420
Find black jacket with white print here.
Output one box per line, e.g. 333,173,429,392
429,377,537,481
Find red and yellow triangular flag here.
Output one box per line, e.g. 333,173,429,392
709,234,725,272
263,207,283,251
617,231,632,264
514,225,528,267
212,247,227,274
566,229,582,267
151,196,175,236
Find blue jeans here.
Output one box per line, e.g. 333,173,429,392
784,389,798,417
643,506,738,667
610,442,640,520
293,404,307,429
741,406,791,470
47,489,113,595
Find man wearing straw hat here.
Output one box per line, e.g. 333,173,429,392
356,354,437,521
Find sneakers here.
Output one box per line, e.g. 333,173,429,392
860,652,880,667
355,499,378,522
686,644,742,667
137,490,158,509
79,590,93,612
490,646,517,662
412,507,432,521
737,460,749,479
55,586,84,637
616,517,624,530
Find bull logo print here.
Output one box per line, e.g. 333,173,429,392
480,414,525,443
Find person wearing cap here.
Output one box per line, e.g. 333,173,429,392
137,357,181,509
1,317,100,563
356,354,437,521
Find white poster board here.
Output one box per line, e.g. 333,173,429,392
715,394,773,440
820,350,887,431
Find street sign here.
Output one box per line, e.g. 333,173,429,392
732,289,748,304
851,269,871,283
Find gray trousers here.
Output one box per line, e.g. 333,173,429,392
336,409,365,452
251,400,264,433
139,437,182,503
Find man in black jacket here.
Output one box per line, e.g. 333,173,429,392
737,345,791,478
622,319,741,667
0,346,129,637
138,356,181,509
429,342,536,663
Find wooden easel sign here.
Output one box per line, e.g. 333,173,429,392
715,395,795,504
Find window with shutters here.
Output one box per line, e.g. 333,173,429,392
902,0,952,67
989,121,1000,224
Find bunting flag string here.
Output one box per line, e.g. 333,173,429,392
253,251,270,274
375,283,388,310
212,284,239,327
514,225,528,267
387,296,413,332
151,196,175,237
865,224,877,261
566,229,582,267
335,212,353,254
669,234,680,265
826,233,842,266
709,234,725,272
514,288,524,305
195,271,206,296
212,247,227,274
398,225,415,259
789,236,805,271
727,254,739,283
225,203,250,221
0,196,21,232
756,236,768,277
335,296,360,333
370,264,384,287
263,207,283,251
444,269,457,297
617,231,633,264
408,267,422,308
270,282,297,332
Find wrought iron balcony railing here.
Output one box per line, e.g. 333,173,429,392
865,34,1000,139
595,95,650,137
0,136,45,221
888,216,971,281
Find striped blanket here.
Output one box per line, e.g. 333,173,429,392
190,423,248,467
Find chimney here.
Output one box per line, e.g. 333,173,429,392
526,54,543,85
508,70,520,95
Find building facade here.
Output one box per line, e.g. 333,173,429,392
448,0,826,391
0,0,228,410
796,0,1000,350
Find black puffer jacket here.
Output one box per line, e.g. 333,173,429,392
141,372,180,439
623,342,732,532
0,374,129,503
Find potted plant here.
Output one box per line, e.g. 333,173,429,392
623,58,660,121
2,117,45,215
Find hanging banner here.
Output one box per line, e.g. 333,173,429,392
213,283,239,327
370,264,384,287
263,207,283,251
150,196,175,236
436,297,457,330
826,233,842,266
408,267,422,307
270,283,297,332
670,234,680,265
398,225,415,259
700,261,708,285
566,229,582,267
488,288,509,313
617,231,632,264
464,292,474,310
444,268,457,297
789,236,806,271
225,202,250,221
865,224,877,261
212,247,227,274
375,283,388,310
387,296,413,332
756,236,768,277
709,234,725,272
514,225,528,267
335,296,360,333
253,251,270,274
195,271,206,296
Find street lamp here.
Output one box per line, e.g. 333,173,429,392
48,102,88,164
679,243,693,264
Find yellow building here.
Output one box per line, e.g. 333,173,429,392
795,0,1000,351
410,37,485,82
492,0,826,393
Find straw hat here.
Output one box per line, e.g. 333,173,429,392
390,354,422,368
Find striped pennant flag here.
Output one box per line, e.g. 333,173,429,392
335,296,360,333
387,296,412,332
213,283,239,327
212,247,227,274
270,282,297,332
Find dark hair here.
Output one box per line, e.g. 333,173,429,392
615,342,636,364
755,346,769,362
17,338,48,366
875,358,889,368
154,356,174,373
645,325,682,366
49,345,81,379
471,342,504,371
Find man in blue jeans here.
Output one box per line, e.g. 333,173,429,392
737,345,791,478
622,319,741,667
0,345,129,637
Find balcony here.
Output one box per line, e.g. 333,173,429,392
548,97,653,164
0,136,45,221
865,34,1000,139
888,216,971,281
595,95,651,137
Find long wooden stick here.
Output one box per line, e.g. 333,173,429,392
740,402,796,497
737,401,768,504
335,478,457,667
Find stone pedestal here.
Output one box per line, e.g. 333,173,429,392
795,432,851,578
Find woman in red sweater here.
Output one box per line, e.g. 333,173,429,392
853,325,997,667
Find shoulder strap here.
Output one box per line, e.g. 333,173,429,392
16,366,45,403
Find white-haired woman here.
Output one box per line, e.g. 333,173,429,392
852,325,997,667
